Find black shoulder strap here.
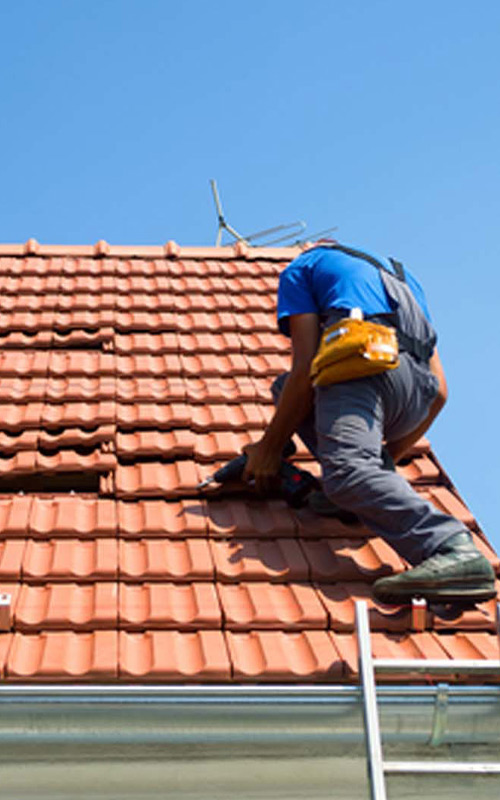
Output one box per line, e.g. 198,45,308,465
323,243,435,361
388,256,406,282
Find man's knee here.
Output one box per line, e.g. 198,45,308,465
271,372,289,404
321,455,376,507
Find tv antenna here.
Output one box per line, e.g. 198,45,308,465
210,179,337,247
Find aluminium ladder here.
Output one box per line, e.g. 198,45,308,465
355,599,500,800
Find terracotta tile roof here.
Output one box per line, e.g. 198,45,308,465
0,240,498,683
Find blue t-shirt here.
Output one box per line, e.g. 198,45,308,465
277,245,431,336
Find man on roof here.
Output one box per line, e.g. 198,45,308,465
243,240,495,604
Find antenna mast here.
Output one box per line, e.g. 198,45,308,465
210,180,248,246
209,179,337,246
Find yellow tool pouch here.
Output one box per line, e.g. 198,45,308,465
310,308,400,387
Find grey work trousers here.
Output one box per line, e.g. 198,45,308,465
272,353,466,565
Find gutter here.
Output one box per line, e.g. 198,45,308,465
0,684,499,748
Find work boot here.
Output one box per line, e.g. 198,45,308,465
373,531,496,604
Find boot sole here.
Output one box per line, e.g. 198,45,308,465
374,584,497,605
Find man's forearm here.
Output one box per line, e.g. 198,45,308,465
262,369,314,452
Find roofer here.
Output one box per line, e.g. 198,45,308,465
243,241,495,604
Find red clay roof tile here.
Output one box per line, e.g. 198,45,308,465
210,538,308,582
219,582,328,630
206,499,297,539
0,311,55,332
420,486,476,528
1,405,39,436
15,583,118,631
397,455,440,484
22,539,118,582
179,353,249,377
41,401,116,428
53,309,115,328
118,630,230,681
0,450,37,474
315,582,413,633
300,537,406,582
0,350,50,376
0,496,33,537
115,275,171,293
49,352,115,376
436,631,500,661
234,311,277,332
0,377,46,402
119,583,221,629
116,402,190,429
0,429,39,453
52,328,114,349
116,429,195,458
38,424,115,450
44,377,116,402
231,293,276,312
116,376,186,403
245,353,291,376
117,499,207,538
60,275,117,293
0,294,59,312
333,630,452,681
14,276,59,294
6,631,118,680
28,497,117,538
0,330,53,348
190,404,266,432
35,448,116,474
57,292,115,311
0,540,26,578
224,276,277,294
116,353,183,376
194,431,261,462
178,332,241,353
431,593,498,632
119,538,214,581
115,332,179,353
239,331,289,353
227,630,343,681
172,311,239,333
170,276,227,294
114,462,200,498
183,377,258,403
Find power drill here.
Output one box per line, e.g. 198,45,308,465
197,450,319,508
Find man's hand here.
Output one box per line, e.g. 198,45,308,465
240,313,319,494
242,440,282,494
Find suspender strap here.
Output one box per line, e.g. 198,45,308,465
388,257,406,282
323,243,435,362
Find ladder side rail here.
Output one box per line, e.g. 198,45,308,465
355,600,388,800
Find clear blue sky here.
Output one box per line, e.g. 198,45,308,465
1,1,499,549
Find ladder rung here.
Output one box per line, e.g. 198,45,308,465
373,658,500,675
384,761,500,775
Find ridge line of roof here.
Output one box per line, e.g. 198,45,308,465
0,239,306,261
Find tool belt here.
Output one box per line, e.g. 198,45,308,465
310,308,400,387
